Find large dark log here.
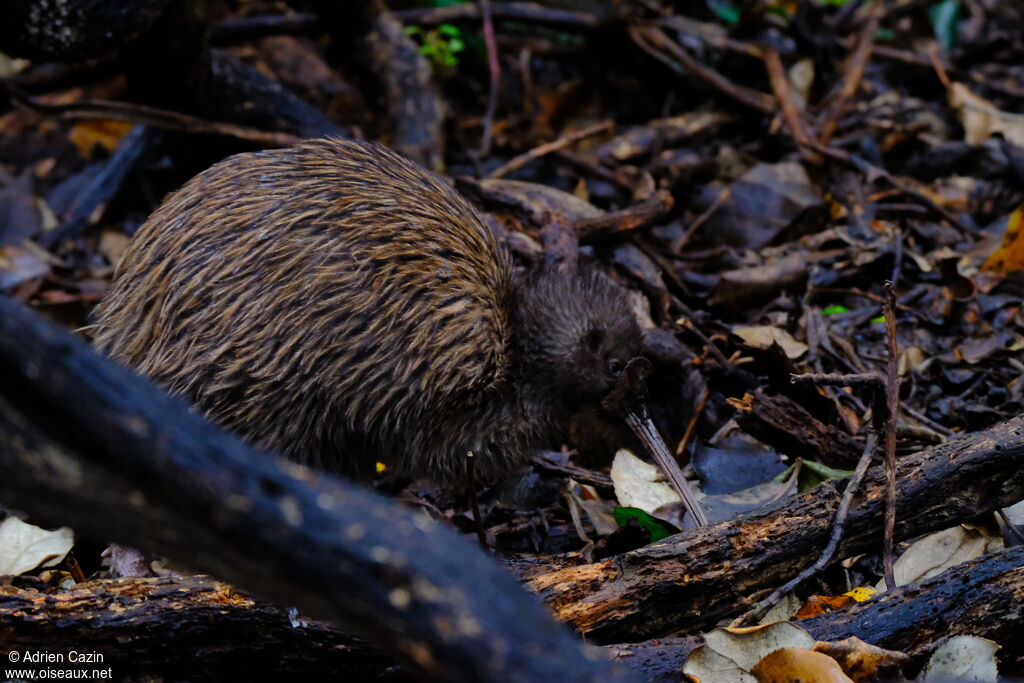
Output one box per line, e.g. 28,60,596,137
0,296,627,683
801,544,1024,671
0,576,406,681
611,544,1024,680
527,414,1024,642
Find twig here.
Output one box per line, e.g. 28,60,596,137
628,25,776,114
487,120,612,178
678,187,731,251
791,372,883,388
762,48,812,150
801,140,975,234
479,0,501,156
675,388,708,457
903,404,954,437
392,2,608,29
732,431,879,626
817,0,880,147
926,43,951,88
532,452,613,489
574,190,674,243
6,86,299,147
882,281,900,589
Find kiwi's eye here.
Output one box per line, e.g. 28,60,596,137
585,329,604,354
608,359,624,377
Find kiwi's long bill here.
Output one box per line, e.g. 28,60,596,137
625,405,709,528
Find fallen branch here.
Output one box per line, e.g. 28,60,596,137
612,544,1024,679
527,413,1024,642
574,190,674,243
0,576,401,681
0,297,627,683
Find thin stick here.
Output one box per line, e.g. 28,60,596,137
762,48,813,152
479,0,501,156
678,187,731,251
574,190,674,243
392,2,606,29
629,25,776,114
799,139,975,234
817,0,880,147
675,387,709,457
732,431,878,626
487,120,612,179
6,86,300,147
926,42,951,88
882,281,900,589
791,372,883,388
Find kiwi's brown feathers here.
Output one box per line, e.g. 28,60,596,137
91,137,641,481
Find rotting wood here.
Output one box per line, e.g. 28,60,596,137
0,575,406,681
526,413,1024,642
610,544,1024,680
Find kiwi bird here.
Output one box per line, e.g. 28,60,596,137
90,137,645,483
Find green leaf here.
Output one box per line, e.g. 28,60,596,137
772,459,854,492
799,460,855,490
709,2,740,26
870,315,885,323
823,304,851,316
404,26,423,36
448,38,465,53
929,0,960,49
613,507,676,542
438,23,461,37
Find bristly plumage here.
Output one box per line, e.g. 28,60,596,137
90,137,642,481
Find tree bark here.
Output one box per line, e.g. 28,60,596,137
0,296,628,683
0,575,406,681
610,544,1024,680
527,414,1024,642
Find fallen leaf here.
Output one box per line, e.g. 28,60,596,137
69,119,134,156
613,507,677,542
876,524,1002,590
610,449,681,513
0,517,74,576
566,479,618,536
980,205,1024,274
794,594,857,619
751,648,852,683
732,325,808,360
921,636,999,682
683,622,817,682
813,637,909,682
949,83,1024,147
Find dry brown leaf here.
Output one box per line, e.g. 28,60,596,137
980,206,1024,274
949,83,1024,147
751,648,852,683
813,637,909,682
683,622,816,682
69,120,134,156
